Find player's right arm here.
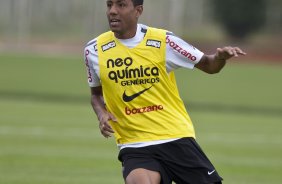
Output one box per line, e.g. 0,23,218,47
90,86,116,138
84,39,116,138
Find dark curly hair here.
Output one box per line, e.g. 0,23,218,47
132,0,143,6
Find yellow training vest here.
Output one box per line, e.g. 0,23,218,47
97,27,195,144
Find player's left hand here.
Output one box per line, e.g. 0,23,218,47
216,46,246,61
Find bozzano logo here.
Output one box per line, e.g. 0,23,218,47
125,105,164,115
166,36,197,62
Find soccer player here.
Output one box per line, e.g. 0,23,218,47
84,0,246,183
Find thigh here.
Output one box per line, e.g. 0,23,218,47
119,148,172,184
126,168,161,184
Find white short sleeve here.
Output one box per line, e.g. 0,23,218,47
84,39,101,87
166,33,204,73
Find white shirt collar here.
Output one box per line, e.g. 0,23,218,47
117,24,146,48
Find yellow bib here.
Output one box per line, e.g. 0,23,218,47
97,27,195,144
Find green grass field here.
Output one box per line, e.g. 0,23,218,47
0,53,281,184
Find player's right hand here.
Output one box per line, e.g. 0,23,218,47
98,112,117,138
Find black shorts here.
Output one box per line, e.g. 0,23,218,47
118,137,223,184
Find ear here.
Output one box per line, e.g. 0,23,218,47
135,5,143,18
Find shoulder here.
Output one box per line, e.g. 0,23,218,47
85,38,97,48
84,37,99,61
165,32,204,64
165,32,197,52
146,25,168,35
141,25,169,44
84,38,97,54
138,23,148,32
84,31,113,51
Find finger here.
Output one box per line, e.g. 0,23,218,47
101,122,115,133
216,48,229,60
216,48,223,53
104,121,115,132
101,130,112,138
216,48,225,57
225,47,234,56
100,125,114,138
109,113,117,122
232,48,238,57
104,125,115,133
234,47,247,55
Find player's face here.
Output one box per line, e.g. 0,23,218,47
106,0,142,39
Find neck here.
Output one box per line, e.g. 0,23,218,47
114,25,138,39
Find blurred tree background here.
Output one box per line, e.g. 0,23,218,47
212,0,267,40
0,0,281,57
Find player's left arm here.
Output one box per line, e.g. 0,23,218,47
195,46,247,74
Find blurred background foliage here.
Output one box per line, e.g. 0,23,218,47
0,0,281,45
212,0,267,39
